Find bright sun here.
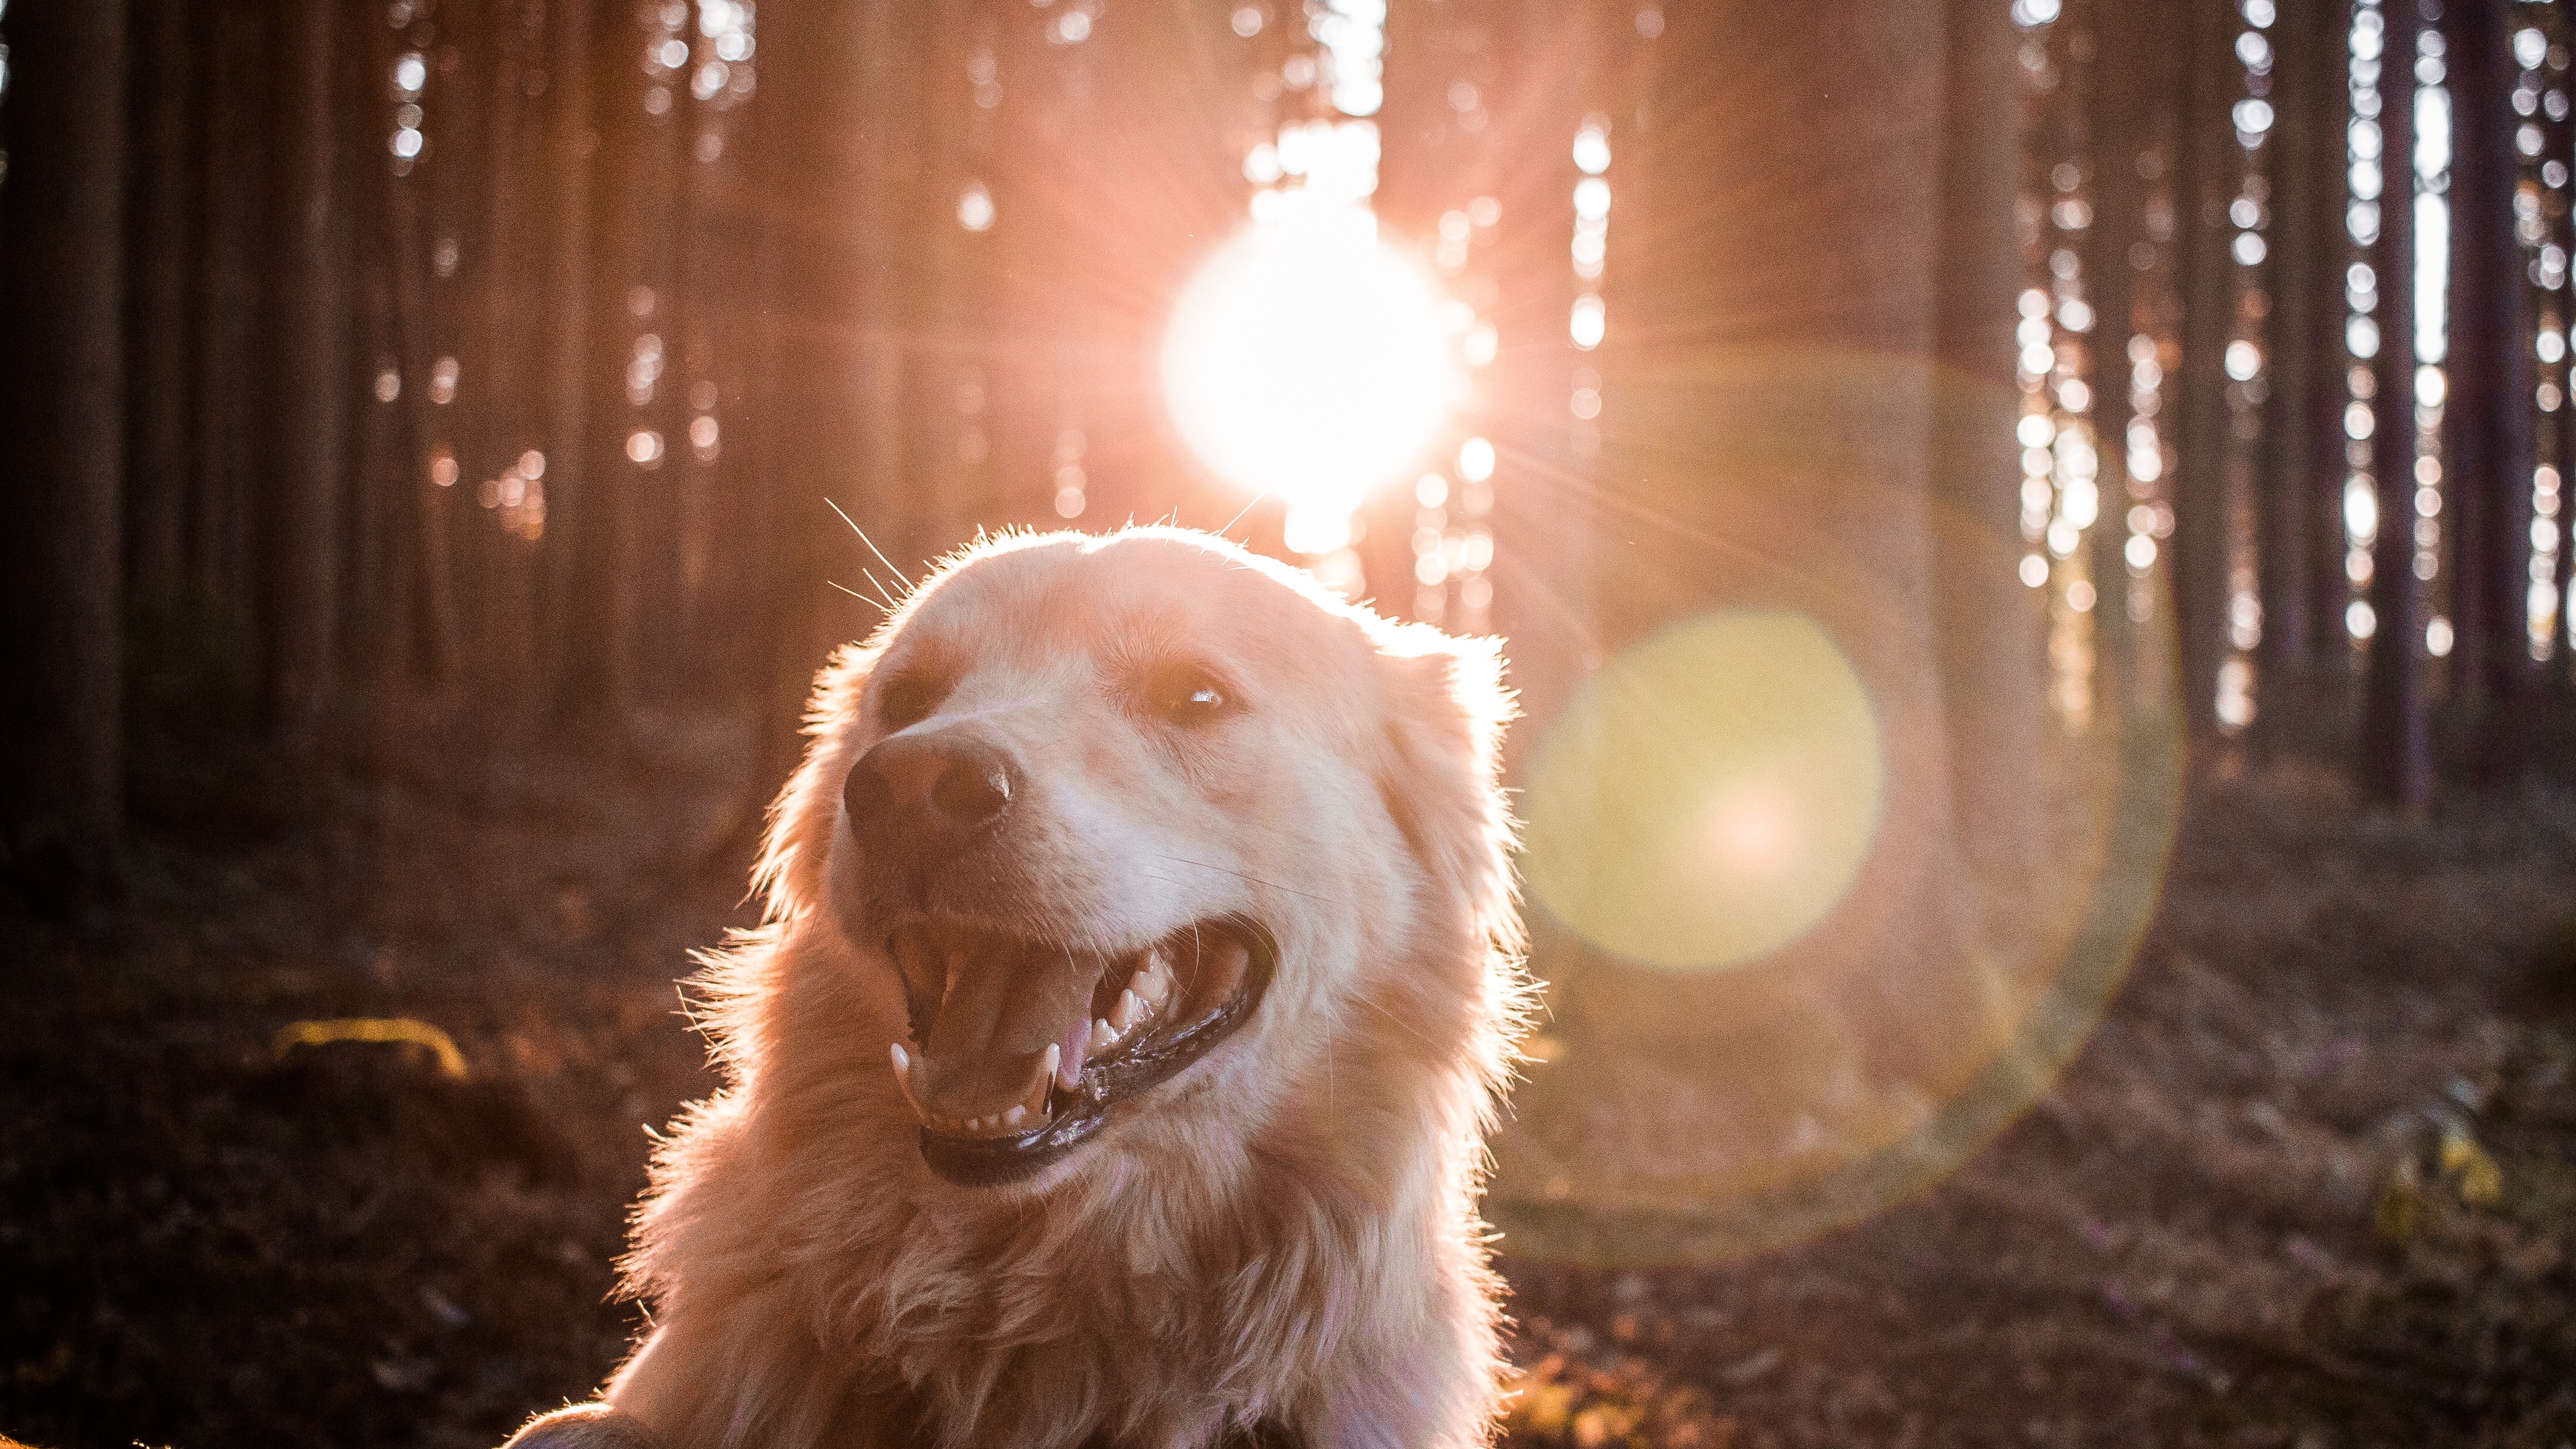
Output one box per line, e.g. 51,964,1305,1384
1161,215,1460,539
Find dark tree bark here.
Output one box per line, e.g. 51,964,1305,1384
2363,0,2430,808
2444,0,2538,741
2301,0,2357,680
2259,0,2332,690
2167,0,2237,739
535,0,600,727
192,0,269,625
2557,4,2576,686
548,0,647,724
264,0,352,752
465,0,542,707
123,0,201,611
1931,0,2045,904
2081,0,2151,715
0,0,130,892
360,0,462,684
735,0,914,810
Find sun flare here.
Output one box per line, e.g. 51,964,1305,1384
1161,215,1460,544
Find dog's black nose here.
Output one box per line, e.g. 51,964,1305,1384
844,732,1020,846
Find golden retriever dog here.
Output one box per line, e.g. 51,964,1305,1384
507,527,1528,1449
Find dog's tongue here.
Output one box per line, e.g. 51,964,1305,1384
1056,1016,1092,1091
916,936,1102,1112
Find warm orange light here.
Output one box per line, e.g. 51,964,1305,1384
1162,213,1459,549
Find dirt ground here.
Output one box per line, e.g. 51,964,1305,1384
3,718,2571,1449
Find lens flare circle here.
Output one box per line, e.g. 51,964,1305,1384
1523,611,1884,971
1162,217,1459,515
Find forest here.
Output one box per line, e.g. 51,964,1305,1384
1,0,2573,1444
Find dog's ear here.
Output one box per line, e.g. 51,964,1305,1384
1372,625,1517,938
751,641,877,923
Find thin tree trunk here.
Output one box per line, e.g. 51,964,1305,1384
123,0,200,614
0,0,130,893
350,210,405,711
364,32,464,684
2260,0,2328,694
193,0,269,641
551,0,648,725
2555,2,2576,688
1931,0,2045,914
2168,0,2235,738
535,0,599,727
2363,0,2430,807
472,0,541,712
2445,0,2538,747
266,0,350,754
2304,0,2357,680
2082,0,2149,718
739,0,910,808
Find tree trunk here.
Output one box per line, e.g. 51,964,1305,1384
2302,0,2357,681
2556,3,2576,686
2444,0,2538,747
735,0,914,813
2363,0,2430,808
2259,0,2330,694
1931,0,2045,919
548,0,645,725
2168,0,2236,739
193,0,268,635
122,0,201,614
264,0,350,754
0,0,130,894
2082,0,2184,721
1580,0,1976,1123
535,0,600,728
364,27,464,685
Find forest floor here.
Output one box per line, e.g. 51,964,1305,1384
3,715,2573,1449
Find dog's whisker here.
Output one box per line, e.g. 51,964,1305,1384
857,566,904,612
1215,492,1265,539
825,496,917,598
1148,853,1340,905
827,579,892,616
1350,990,1444,1053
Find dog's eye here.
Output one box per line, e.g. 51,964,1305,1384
1144,663,1232,724
876,673,945,731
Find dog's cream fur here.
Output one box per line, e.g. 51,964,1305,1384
508,528,1528,1449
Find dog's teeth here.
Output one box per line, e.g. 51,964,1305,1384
890,1043,928,1120
1111,988,1146,1033
1136,953,1172,1006
1094,1018,1118,1049
1002,1104,1026,1128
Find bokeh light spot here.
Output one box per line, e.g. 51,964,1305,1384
1524,611,1884,971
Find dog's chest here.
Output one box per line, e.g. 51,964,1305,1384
875,1189,1344,1449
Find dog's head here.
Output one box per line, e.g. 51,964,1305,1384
757,527,1515,1190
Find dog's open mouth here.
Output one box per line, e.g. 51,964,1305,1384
883,913,1275,1187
